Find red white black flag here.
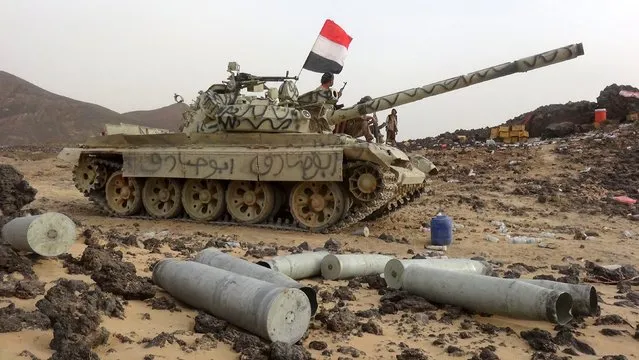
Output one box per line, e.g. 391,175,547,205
302,19,353,74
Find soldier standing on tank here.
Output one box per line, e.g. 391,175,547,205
386,109,398,145
317,72,340,95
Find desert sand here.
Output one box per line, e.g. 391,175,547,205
1,125,638,360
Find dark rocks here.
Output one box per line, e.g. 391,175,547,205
585,261,638,283
333,286,356,301
324,238,341,252
0,244,36,278
65,245,157,300
562,348,579,356
326,308,360,333
319,290,334,303
354,274,387,290
502,270,521,279
146,296,181,312
617,281,632,293
470,347,500,360
507,262,539,273
35,279,119,356
194,311,230,337
396,347,429,360
338,345,364,358
520,328,557,353
596,84,639,121
542,122,578,139
18,350,40,360
308,340,328,351
533,274,556,281
361,320,383,335
0,275,45,299
531,352,570,360
594,314,628,326
446,345,464,356
355,309,379,319
0,164,37,217
379,291,437,314
232,333,269,360
477,323,514,336
141,332,186,348
551,325,595,354
600,329,624,336
245,246,277,259
572,337,597,355
0,302,50,332
270,342,311,360
49,343,100,360
191,333,218,351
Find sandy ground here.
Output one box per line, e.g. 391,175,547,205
1,127,638,360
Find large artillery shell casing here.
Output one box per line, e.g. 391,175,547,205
1,212,76,256
402,266,573,325
194,248,318,315
256,251,329,280
384,258,492,289
152,259,311,344
320,254,393,280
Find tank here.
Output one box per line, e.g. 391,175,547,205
57,43,584,232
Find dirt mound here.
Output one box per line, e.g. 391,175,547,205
62,245,157,300
596,84,639,121
505,101,597,138
399,127,491,151
0,303,50,333
35,278,124,359
0,164,37,217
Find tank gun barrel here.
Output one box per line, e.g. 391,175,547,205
328,43,584,124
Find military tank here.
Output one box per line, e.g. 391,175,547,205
58,43,584,232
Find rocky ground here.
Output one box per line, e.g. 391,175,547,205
0,122,638,360
399,83,639,152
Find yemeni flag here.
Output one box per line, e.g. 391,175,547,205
302,19,353,74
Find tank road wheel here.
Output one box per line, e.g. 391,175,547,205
347,164,383,202
105,171,143,216
142,178,184,219
181,179,226,221
226,181,275,224
289,182,346,231
73,158,107,194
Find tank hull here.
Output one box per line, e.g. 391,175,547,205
59,132,434,232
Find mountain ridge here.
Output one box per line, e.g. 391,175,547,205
0,70,187,145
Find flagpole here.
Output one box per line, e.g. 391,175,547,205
295,27,323,84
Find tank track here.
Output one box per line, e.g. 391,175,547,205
367,184,427,221
79,158,406,234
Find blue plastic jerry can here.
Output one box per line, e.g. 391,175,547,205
430,212,453,246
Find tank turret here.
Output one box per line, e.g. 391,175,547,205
58,42,585,233
180,43,584,135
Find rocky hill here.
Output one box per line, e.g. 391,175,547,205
399,83,639,151
0,71,187,145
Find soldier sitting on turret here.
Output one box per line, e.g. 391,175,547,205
333,96,381,143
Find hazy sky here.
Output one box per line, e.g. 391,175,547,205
2,0,638,140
